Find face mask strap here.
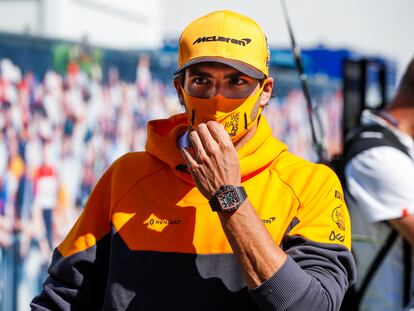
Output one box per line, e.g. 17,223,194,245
244,82,266,128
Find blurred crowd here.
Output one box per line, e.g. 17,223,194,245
0,55,342,310
0,55,182,310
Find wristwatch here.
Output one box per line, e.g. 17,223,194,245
209,185,247,213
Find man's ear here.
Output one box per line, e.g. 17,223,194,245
173,79,185,105
259,77,274,107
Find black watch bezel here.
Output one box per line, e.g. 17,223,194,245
209,185,247,213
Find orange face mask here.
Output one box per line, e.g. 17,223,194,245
180,82,266,142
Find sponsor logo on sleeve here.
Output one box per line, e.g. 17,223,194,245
335,190,344,201
332,205,346,231
329,231,345,243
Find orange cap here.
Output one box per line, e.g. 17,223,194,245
175,10,270,79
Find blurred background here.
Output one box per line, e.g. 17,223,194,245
0,0,413,310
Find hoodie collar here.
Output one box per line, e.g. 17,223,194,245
145,113,287,184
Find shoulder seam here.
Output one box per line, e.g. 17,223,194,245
269,163,302,208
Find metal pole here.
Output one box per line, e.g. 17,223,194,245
280,0,328,163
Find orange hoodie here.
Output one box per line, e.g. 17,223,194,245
31,114,355,311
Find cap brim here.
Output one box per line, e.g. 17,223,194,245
174,57,265,80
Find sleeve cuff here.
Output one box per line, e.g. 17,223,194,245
249,256,313,311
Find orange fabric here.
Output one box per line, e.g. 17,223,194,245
58,114,351,257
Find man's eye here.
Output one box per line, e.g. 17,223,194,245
229,78,246,85
193,77,208,84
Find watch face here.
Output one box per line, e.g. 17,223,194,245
209,185,247,213
218,188,240,211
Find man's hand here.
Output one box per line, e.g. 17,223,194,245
180,121,241,199
181,121,287,289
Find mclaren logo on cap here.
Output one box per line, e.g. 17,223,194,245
193,36,252,46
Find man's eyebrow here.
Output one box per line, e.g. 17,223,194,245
225,72,248,79
187,68,212,77
187,69,248,79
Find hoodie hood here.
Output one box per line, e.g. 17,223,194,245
145,113,287,184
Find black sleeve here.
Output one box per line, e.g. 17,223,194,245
249,235,356,311
30,232,111,310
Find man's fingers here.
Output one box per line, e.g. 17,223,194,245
206,121,232,146
194,123,219,156
188,130,208,162
180,147,198,167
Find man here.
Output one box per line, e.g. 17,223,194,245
31,10,355,310
345,58,414,310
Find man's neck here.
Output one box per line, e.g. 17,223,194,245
387,106,414,139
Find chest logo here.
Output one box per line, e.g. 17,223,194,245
262,217,276,224
143,214,181,232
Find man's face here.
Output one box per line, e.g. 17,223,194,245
173,61,274,144
182,62,261,99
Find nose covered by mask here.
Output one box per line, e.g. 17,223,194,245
180,82,267,142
